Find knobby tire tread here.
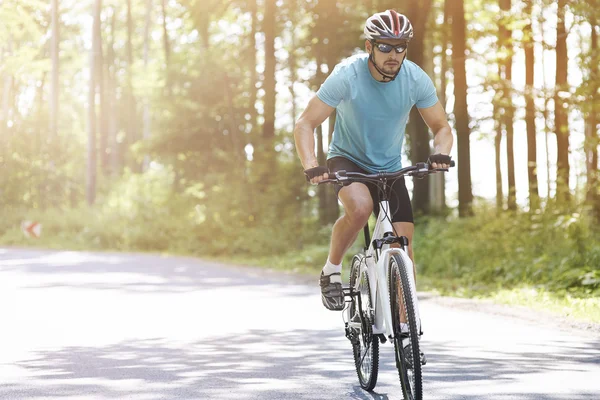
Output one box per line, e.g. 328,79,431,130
350,255,379,391
390,253,423,400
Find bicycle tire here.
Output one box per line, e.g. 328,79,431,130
349,255,379,391
389,253,422,400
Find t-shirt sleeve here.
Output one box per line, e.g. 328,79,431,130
415,69,439,109
316,64,349,108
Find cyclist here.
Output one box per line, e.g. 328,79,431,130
293,10,454,311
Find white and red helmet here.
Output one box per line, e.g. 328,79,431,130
364,10,413,41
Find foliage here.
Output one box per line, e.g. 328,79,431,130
415,202,600,296
0,162,326,257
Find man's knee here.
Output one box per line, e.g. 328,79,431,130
339,184,373,228
345,202,372,227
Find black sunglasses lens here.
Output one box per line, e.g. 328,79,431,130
375,43,407,53
376,43,393,53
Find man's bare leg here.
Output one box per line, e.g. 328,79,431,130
320,183,373,311
327,183,374,265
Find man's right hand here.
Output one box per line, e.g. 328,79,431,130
304,166,329,184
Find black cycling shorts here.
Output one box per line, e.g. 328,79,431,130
327,156,414,224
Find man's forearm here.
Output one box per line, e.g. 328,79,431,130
294,120,319,170
433,125,453,155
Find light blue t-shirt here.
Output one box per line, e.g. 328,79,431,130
317,53,438,173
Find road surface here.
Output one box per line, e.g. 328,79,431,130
1,248,598,399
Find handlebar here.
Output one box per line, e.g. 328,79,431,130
317,161,455,185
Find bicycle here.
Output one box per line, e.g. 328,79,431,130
319,161,454,399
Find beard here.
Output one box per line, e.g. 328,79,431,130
380,61,401,75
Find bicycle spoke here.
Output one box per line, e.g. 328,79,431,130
349,255,379,391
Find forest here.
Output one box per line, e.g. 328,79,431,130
1,0,599,305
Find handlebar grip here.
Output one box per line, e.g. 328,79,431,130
450,160,455,167
317,179,337,185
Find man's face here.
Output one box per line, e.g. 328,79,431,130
366,39,408,75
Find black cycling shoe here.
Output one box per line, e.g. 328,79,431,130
403,341,427,369
319,272,345,311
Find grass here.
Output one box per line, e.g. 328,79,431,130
417,275,600,325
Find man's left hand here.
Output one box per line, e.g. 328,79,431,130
428,153,453,169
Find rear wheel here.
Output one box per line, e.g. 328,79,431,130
389,253,422,400
349,255,379,391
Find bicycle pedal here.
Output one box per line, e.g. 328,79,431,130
376,334,387,344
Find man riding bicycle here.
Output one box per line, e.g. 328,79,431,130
293,10,454,311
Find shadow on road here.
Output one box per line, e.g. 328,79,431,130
6,329,392,400
3,327,599,400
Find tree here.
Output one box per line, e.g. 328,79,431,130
288,0,298,123
105,7,119,174
50,0,59,143
97,0,108,174
262,0,277,174
248,0,258,134
87,0,102,205
499,0,516,210
523,0,539,210
585,20,599,216
405,0,434,216
125,0,137,164
142,0,153,170
429,0,452,214
161,0,170,88
555,0,570,201
450,0,473,217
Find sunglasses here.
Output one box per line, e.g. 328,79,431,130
373,42,408,54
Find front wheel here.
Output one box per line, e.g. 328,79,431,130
389,253,422,400
349,255,379,391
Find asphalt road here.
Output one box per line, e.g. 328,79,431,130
1,248,598,400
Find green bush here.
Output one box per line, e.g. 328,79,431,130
414,203,600,295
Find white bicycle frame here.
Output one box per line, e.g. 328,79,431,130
345,200,421,340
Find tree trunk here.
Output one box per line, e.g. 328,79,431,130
586,22,599,217
224,72,244,168
87,0,101,205
429,0,451,214
249,0,258,135
96,1,108,175
524,0,539,210
499,0,516,210
36,73,47,208
50,0,59,144
161,0,170,90
406,0,434,216
288,0,297,123
142,0,152,171
106,8,119,174
126,0,137,159
262,0,276,173
440,0,450,109
495,108,503,210
555,0,570,202
493,51,503,210
450,0,473,217
540,9,552,197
